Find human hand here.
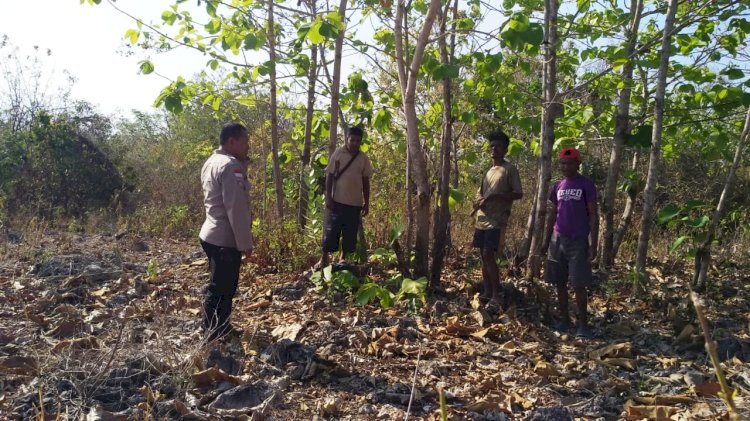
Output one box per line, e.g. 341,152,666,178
325,197,334,210
361,203,369,217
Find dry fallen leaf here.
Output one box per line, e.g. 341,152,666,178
589,342,632,360
692,381,722,397
52,336,100,353
634,395,695,405
192,366,242,388
271,323,304,341
0,355,38,375
533,361,559,378
625,402,678,420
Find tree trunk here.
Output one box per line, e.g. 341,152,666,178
600,0,643,269
297,40,319,229
612,151,640,258
693,106,750,290
527,0,560,278
268,0,284,219
394,0,442,279
327,0,348,157
429,0,457,288
634,0,679,283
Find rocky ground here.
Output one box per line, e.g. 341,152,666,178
0,231,749,420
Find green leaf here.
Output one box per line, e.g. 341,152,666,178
162,11,177,25
577,0,590,12
432,64,460,80
389,224,405,245
124,29,139,44
448,189,465,212
398,276,428,297
685,215,710,228
139,60,155,75
205,18,221,34
685,199,709,210
657,205,681,225
207,59,219,70
373,108,392,133
355,283,380,306
721,67,744,80
625,125,653,148
307,19,326,44
244,33,262,50
669,235,691,254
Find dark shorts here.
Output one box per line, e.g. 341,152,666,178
472,229,502,252
322,202,362,253
545,233,592,289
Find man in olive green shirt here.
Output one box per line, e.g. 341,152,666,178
472,131,523,303
319,127,373,268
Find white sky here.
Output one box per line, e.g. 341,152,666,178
0,0,205,115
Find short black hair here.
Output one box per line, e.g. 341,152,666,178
488,130,510,147
219,122,247,145
348,126,364,137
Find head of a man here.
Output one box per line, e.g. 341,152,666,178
220,122,249,160
558,147,581,178
487,131,510,161
346,127,364,153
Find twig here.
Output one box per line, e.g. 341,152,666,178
690,290,741,420
404,343,422,421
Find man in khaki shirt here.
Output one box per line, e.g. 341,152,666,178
319,127,373,268
199,122,252,341
472,131,523,303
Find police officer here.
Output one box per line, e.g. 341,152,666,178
199,122,253,341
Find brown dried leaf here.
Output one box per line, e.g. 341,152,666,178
45,319,85,339
634,395,695,405
675,324,694,343
191,366,242,388
52,336,100,353
625,402,678,420
271,323,304,341
656,356,679,368
442,316,472,337
466,396,509,413
598,357,637,371
0,355,38,375
533,361,559,378
692,381,722,397
589,342,632,360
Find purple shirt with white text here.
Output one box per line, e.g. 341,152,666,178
549,175,597,239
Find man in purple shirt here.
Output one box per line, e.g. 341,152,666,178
542,147,599,338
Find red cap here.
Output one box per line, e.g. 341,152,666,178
559,147,581,161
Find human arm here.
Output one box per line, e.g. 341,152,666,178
362,176,370,216
325,173,334,210
221,166,253,252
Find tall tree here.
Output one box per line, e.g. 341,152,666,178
268,0,284,218
297,0,319,229
635,0,680,283
599,0,644,269
394,0,442,278
327,0,348,156
693,106,750,291
528,0,560,278
430,0,458,287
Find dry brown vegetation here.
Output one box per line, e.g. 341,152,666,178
1,227,749,420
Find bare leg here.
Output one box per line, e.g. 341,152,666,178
574,287,588,328
556,283,571,324
482,248,499,301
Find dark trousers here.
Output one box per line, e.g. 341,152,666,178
201,240,241,340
